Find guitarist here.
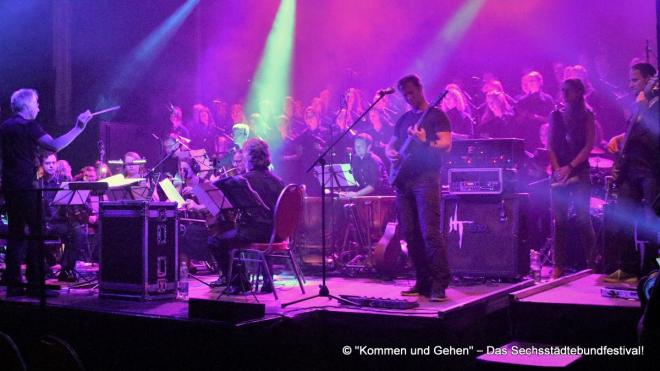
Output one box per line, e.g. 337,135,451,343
386,74,452,301
605,62,659,283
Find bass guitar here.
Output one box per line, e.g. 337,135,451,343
388,90,449,187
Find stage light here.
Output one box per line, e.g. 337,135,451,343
98,0,200,108
245,0,297,146
408,0,485,83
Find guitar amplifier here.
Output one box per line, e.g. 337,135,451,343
441,193,530,278
448,168,503,195
99,201,178,300
446,138,526,168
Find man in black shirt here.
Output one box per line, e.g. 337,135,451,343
40,153,90,282
0,88,91,296
514,71,555,151
386,75,452,301
207,138,284,293
605,63,660,282
344,133,388,198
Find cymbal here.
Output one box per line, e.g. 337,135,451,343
588,156,614,169
590,147,606,155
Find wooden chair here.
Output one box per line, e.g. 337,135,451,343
228,184,306,300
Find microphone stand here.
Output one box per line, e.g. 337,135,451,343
281,91,390,308
145,142,184,196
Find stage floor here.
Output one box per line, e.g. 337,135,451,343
0,269,647,369
514,272,640,308
1,272,533,321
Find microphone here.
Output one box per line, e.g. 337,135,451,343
377,87,396,96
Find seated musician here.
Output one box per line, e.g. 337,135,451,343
175,159,202,198
231,150,246,175
40,153,90,282
343,133,389,198
207,138,284,294
78,166,102,263
123,151,159,200
123,151,145,178
211,134,240,176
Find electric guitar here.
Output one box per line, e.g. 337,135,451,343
388,90,449,187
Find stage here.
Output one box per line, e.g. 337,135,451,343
0,269,648,370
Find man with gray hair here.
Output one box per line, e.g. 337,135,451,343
207,138,284,294
0,88,92,297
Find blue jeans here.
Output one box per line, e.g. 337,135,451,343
396,173,450,290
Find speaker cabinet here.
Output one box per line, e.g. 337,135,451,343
441,193,530,278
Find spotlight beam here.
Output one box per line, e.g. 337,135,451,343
246,0,297,143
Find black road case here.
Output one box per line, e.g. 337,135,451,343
99,201,178,300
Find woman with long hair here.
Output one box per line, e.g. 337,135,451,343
440,87,475,137
548,78,596,279
478,90,515,138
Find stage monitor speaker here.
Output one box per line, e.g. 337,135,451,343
441,193,530,278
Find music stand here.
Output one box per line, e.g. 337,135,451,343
105,185,149,201
51,183,91,207
56,182,109,291
216,176,269,212
193,182,233,217
181,149,213,173
69,181,109,196
313,163,357,190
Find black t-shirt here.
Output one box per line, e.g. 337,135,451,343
393,107,451,178
0,114,47,190
515,91,555,119
549,108,593,173
350,152,389,195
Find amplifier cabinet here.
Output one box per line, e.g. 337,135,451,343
441,193,530,278
99,201,178,300
448,168,503,195
446,138,526,168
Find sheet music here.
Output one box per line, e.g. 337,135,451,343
159,178,186,208
313,163,357,188
101,174,145,188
